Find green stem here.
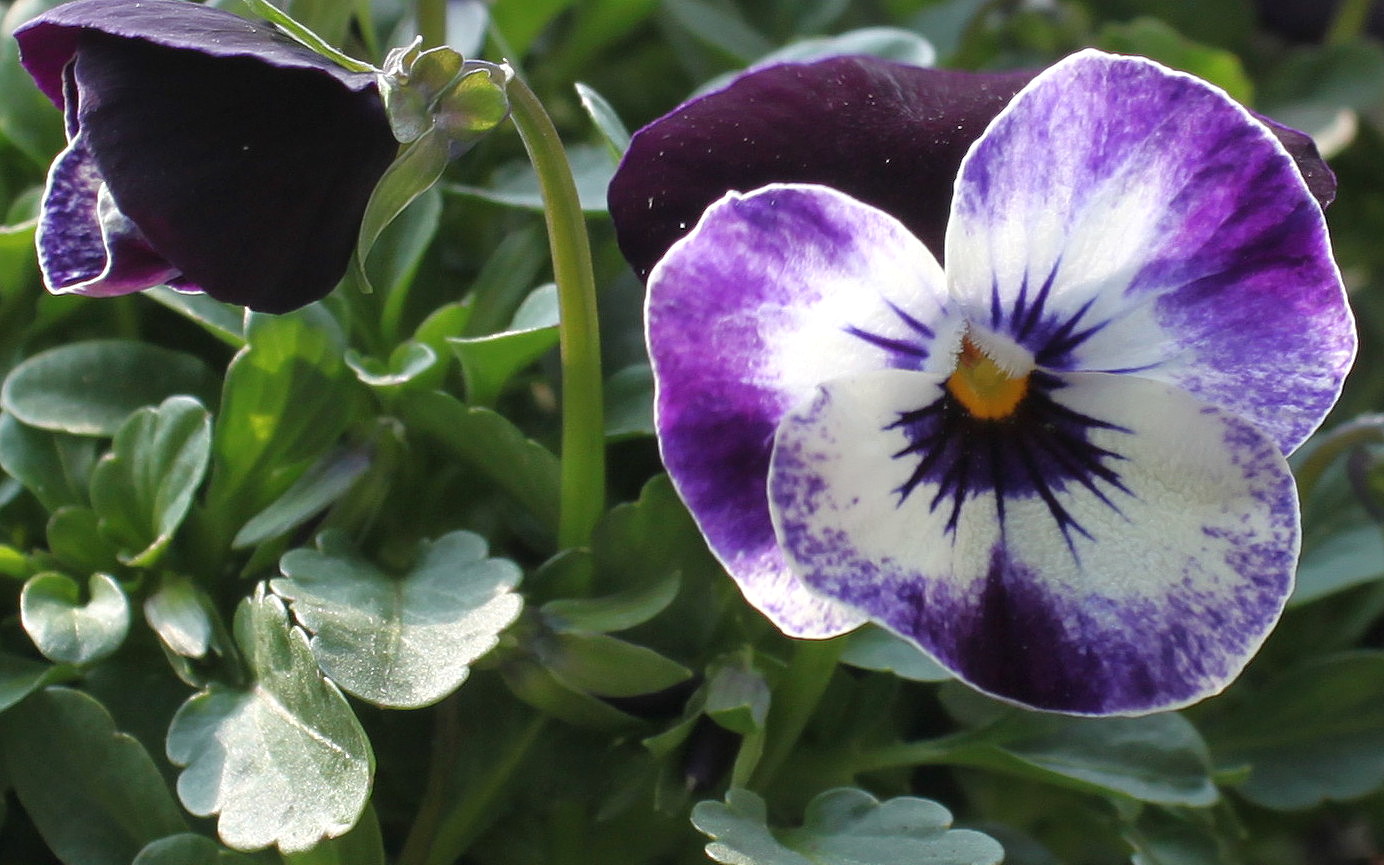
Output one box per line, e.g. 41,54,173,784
506,75,606,549
417,0,446,48
749,637,844,790
1327,0,1373,44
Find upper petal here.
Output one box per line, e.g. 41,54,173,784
769,368,1298,715
648,183,957,637
610,56,1036,280
944,49,1354,453
15,0,378,107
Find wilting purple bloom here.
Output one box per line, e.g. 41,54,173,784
16,0,399,313
629,50,1356,715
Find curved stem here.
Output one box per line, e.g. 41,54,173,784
1293,414,1384,499
1327,0,1374,44
750,637,844,790
506,75,606,549
417,0,447,48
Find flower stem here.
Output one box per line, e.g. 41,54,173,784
1327,0,1374,43
749,637,844,790
1293,414,1384,499
506,75,606,549
417,0,447,48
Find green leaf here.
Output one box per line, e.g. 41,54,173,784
575,82,631,159
1203,652,1384,809
399,390,561,535
365,187,441,303
273,530,523,709
0,653,75,713
535,630,692,698
540,568,681,632
1260,40,1384,152
352,127,450,295
692,787,1004,865
705,656,770,735
0,218,39,298
46,506,123,576
1095,18,1253,105
661,0,772,65
448,283,560,406
0,687,186,865
167,586,372,853
237,0,374,72
499,654,642,730
21,572,130,666
143,287,246,348
207,311,359,526
604,363,655,441
489,0,572,57
445,143,615,213
940,687,1218,806
0,412,97,510
1,340,219,436
838,626,953,682
89,396,212,567
144,574,216,660
1122,806,1230,865
232,446,371,549
694,26,937,95
1293,449,1384,604
133,832,259,864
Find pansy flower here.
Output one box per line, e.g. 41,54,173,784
616,50,1356,715
16,0,399,313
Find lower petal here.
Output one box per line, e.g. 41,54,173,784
769,369,1297,715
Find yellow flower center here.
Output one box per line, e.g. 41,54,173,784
945,335,1029,420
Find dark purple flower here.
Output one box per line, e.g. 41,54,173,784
608,54,1335,282
16,0,399,313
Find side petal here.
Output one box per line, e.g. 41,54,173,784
769,369,1297,715
72,32,397,312
649,184,958,637
610,56,1036,280
945,49,1354,453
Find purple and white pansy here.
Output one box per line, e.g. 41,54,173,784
619,49,1356,715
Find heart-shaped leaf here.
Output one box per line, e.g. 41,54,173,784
89,396,211,567
693,788,1004,865
274,531,523,709
21,572,130,665
167,586,372,853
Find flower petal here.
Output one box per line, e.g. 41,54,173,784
945,49,1353,453
610,57,1037,280
769,369,1298,715
60,30,396,312
649,184,958,637
16,0,376,106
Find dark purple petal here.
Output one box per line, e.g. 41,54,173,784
609,57,1035,280
608,55,1336,282
17,0,398,313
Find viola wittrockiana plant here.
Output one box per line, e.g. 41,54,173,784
15,0,398,312
615,50,1357,715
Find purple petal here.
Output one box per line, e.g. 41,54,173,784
649,184,958,637
16,0,376,106
946,49,1354,453
609,56,1036,280
769,369,1298,715
608,54,1335,284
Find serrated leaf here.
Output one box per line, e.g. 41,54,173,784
1,340,218,436
399,390,560,535
0,412,98,510
167,586,372,853
0,687,185,865
839,626,952,682
89,396,211,567
575,82,631,159
693,788,1004,865
21,572,130,665
272,531,523,709
1203,652,1384,809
